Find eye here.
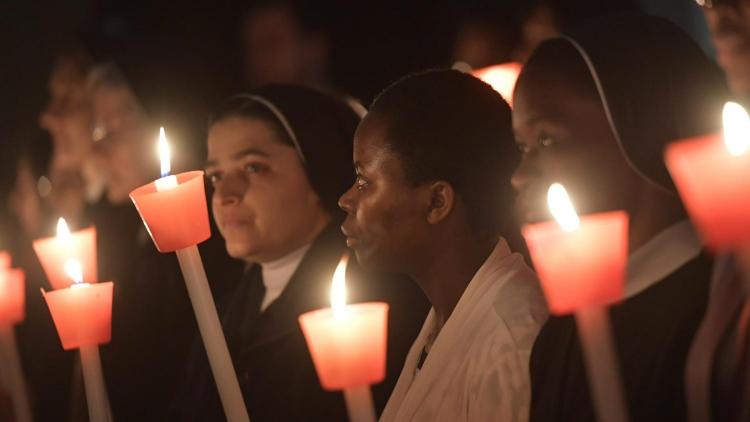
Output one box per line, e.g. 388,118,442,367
206,171,223,186
355,175,369,191
516,142,531,154
537,132,557,148
244,162,268,174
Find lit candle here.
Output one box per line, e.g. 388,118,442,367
472,62,522,107
665,102,750,262
43,259,113,422
33,217,97,289
129,127,249,422
0,258,32,422
522,183,629,422
299,255,388,422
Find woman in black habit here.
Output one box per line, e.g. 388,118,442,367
511,13,729,422
174,85,427,421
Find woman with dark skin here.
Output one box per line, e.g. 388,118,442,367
512,13,729,422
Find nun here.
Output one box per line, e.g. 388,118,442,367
339,70,547,422
511,13,729,422
174,85,427,421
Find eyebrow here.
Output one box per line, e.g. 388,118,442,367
205,147,271,168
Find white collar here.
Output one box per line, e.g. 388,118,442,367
259,243,311,310
625,220,702,299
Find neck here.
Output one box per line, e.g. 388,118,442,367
410,230,495,330
628,185,686,253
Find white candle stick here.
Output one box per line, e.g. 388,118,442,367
343,386,376,422
575,307,628,422
79,345,112,422
175,245,250,422
0,326,32,422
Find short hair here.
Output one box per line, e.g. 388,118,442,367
368,69,516,235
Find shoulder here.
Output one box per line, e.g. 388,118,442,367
492,254,548,345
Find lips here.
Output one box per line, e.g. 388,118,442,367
340,224,361,248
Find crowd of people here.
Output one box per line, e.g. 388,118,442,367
2,0,750,421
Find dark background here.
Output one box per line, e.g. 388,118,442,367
0,0,711,205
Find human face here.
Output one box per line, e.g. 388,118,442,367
702,0,750,95
511,70,642,224
39,57,93,168
91,86,153,204
338,116,432,273
206,117,330,263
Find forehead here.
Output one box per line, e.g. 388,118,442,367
207,117,292,159
354,115,407,173
513,69,603,129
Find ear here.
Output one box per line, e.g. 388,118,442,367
426,181,455,225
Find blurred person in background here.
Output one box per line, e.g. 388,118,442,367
452,5,518,69
701,0,750,99
240,1,332,90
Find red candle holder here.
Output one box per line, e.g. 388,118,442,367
33,226,97,290
472,62,522,107
43,282,113,350
129,171,211,252
0,251,10,269
522,211,629,315
299,302,388,390
665,133,750,251
0,269,24,326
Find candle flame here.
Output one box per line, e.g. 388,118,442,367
723,102,750,157
158,126,171,177
547,183,580,232
330,254,349,318
64,258,83,284
56,217,72,244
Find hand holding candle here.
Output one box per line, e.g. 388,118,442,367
522,184,629,422
129,127,249,422
299,255,388,422
0,256,32,422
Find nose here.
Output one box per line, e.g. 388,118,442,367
511,154,539,193
338,184,357,214
214,171,247,206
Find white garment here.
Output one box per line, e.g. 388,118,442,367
380,239,547,422
624,220,701,299
260,244,311,311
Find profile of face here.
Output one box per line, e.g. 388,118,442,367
206,117,330,263
339,116,435,272
702,0,750,95
91,86,153,204
511,69,642,224
39,57,93,168
240,4,327,87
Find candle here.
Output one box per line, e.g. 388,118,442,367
43,259,113,422
0,260,32,422
33,218,97,289
665,102,750,252
299,255,388,422
472,62,522,107
522,183,629,422
129,127,249,422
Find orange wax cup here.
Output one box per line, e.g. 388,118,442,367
299,302,388,390
666,133,750,251
0,269,25,325
130,170,210,252
43,282,113,350
472,62,522,107
523,211,629,315
33,226,97,289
